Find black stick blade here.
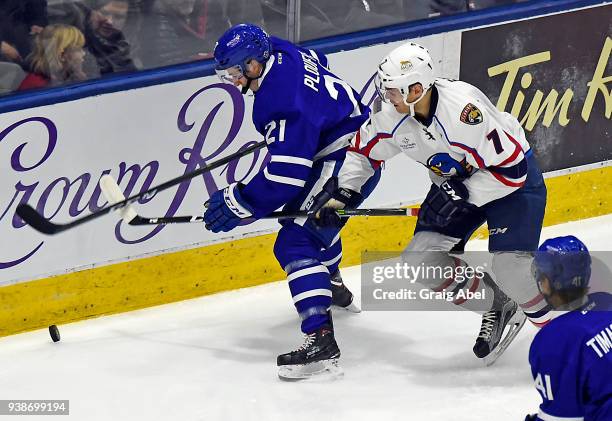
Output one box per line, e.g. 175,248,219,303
16,204,61,235
128,215,150,226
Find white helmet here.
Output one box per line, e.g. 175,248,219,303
374,42,435,115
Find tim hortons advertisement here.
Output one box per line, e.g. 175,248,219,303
459,5,611,172
0,33,452,285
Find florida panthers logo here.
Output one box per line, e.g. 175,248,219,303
426,153,473,177
460,103,483,125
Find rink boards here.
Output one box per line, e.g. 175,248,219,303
1,2,610,336
1,164,610,337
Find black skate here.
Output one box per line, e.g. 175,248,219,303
277,325,343,381
473,281,526,366
331,271,361,313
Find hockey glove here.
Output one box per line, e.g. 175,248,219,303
524,415,538,421
420,179,476,227
203,183,254,233
310,178,363,227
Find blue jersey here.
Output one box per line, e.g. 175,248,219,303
529,293,612,421
241,37,370,218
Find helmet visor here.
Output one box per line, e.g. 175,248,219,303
531,260,546,294
374,73,404,104
215,65,245,84
374,73,389,103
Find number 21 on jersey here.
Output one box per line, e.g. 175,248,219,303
265,120,286,144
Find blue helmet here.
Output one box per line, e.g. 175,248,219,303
534,235,591,291
214,23,271,75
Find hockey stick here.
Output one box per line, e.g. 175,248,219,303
16,141,267,235
129,208,417,225
98,174,419,226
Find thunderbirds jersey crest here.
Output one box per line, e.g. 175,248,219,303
529,293,612,421
339,79,531,207
240,37,370,217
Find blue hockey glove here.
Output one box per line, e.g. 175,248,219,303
310,178,363,228
524,414,538,421
420,179,476,227
203,183,254,233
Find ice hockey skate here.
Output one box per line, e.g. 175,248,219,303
473,278,527,366
277,325,343,381
330,271,361,312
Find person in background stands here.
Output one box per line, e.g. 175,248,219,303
18,24,87,91
429,0,522,16
48,0,137,77
137,0,230,68
0,0,48,64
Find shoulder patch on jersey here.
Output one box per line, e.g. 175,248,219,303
460,103,483,125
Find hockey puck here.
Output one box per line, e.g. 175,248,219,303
48,325,60,342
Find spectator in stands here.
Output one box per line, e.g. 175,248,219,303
269,0,426,41
340,0,424,34
430,0,519,16
138,0,231,68
48,0,137,78
0,0,48,63
18,24,87,91
222,0,265,28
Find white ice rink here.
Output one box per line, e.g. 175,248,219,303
1,215,611,421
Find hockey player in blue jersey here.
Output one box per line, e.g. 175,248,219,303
203,24,380,379
526,235,612,421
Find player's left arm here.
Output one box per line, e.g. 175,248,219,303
445,106,529,207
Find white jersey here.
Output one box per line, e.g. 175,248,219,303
339,78,531,207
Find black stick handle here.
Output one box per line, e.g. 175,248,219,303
16,141,267,235
127,207,419,226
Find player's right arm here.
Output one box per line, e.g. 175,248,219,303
527,321,612,421
527,327,583,421
338,112,402,193
240,110,320,218
583,331,612,421
203,109,320,232
312,111,401,226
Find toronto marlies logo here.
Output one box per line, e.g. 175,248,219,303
426,153,473,177
227,34,241,47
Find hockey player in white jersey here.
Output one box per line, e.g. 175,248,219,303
316,42,548,363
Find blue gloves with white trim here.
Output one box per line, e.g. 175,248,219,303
203,183,254,233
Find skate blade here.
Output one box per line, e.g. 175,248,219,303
278,358,343,381
483,311,527,367
344,301,361,313
333,296,362,313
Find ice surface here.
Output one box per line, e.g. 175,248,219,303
1,215,611,421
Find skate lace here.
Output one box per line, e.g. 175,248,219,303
296,333,316,352
477,311,497,340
